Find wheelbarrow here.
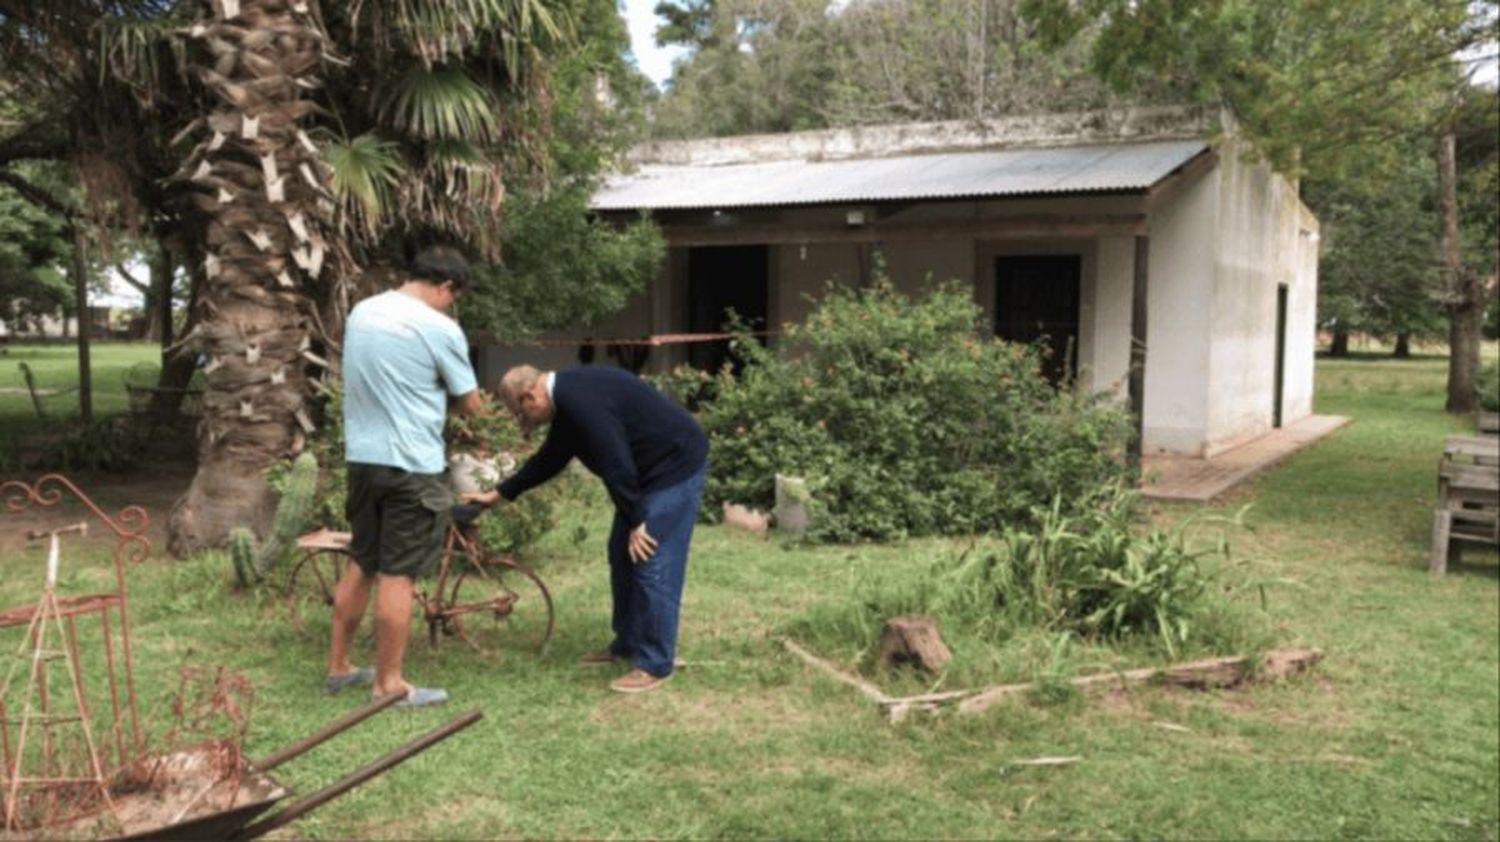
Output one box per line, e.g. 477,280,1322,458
105,694,481,841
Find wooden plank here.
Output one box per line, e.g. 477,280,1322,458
1438,460,1500,488
663,214,1148,247
1431,509,1454,574
1444,434,1499,466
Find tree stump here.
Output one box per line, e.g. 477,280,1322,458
875,615,952,673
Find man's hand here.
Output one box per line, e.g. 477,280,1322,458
627,523,658,563
461,489,502,508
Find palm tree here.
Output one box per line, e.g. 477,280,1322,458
165,0,570,553
1,0,573,553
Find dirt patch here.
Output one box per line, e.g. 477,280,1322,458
1,466,192,558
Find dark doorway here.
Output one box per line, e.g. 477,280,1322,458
995,255,1081,385
1273,283,1289,428
688,245,769,374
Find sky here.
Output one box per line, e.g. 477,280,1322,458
621,0,687,89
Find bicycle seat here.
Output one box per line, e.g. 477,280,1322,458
450,502,486,526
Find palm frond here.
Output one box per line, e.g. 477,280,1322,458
94,12,187,101
323,132,403,239
376,65,500,141
395,138,506,257
351,0,570,66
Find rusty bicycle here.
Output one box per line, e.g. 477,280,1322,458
283,503,554,652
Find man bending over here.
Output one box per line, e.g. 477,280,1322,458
468,364,709,694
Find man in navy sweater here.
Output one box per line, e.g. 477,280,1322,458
467,364,709,693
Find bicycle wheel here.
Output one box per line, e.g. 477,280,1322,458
284,549,351,632
441,555,555,653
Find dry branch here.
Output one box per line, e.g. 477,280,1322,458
783,639,1323,723
781,639,890,703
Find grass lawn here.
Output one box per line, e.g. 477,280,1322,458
0,342,162,462
1,351,1497,839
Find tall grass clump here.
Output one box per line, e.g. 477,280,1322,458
792,488,1271,678
695,277,1133,542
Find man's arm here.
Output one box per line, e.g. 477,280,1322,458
450,389,484,417
496,423,574,502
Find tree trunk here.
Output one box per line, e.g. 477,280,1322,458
151,244,174,347
1439,129,1480,414
168,0,336,556
70,227,92,423
1328,329,1349,357
875,615,953,673
1393,331,1411,359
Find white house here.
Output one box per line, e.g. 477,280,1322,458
478,106,1320,459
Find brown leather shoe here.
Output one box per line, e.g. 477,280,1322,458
609,668,670,694
579,648,625,667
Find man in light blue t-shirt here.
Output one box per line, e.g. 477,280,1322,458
325,246,482,708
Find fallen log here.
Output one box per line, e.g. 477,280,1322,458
782,639,1323,723
950,648,1324,717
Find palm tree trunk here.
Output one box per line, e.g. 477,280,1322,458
168,0,335,555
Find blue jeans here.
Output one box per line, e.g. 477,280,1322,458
606,464,706,677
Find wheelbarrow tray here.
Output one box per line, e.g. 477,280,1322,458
82,697,479,841
105,759,288,842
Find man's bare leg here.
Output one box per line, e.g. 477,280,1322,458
372,573,416,697
328,561,373,677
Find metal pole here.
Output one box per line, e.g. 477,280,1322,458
70,227,93,423
252,692,405,772
234,710,483,840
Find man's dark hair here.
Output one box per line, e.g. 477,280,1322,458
409,245,471,290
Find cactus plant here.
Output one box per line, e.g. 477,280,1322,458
229,527,257,588
255,452,318,580
228,452,319,587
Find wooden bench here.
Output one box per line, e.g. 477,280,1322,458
1431,435,1500,574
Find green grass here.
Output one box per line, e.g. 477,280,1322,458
0,342,161,457
1,353,1497,839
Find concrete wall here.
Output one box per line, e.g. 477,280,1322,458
1142,157,1220,455
1200,139,1320,455
1284,204,1320,423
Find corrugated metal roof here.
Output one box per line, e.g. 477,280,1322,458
591,139,1209,211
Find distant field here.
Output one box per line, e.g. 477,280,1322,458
0,342,161,459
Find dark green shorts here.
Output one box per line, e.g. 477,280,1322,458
345,463,452,579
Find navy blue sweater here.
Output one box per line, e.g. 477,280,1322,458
498,367,709,526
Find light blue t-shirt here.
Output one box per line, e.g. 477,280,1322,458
342,290,477,474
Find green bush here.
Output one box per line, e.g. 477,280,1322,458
40,416,142,472
700,278,1133,542
1477,361,1499,412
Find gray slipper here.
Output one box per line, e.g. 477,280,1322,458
394,687,449,708
323,667,374,695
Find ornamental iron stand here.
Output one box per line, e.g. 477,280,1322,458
0,475,149,833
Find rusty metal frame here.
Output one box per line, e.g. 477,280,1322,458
0,475,147,781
